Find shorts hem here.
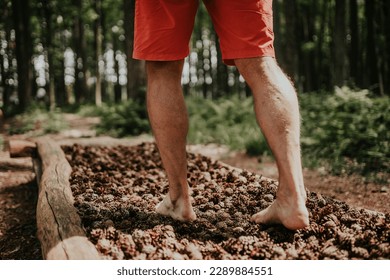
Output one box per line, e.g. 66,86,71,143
223,48,275,65
133,51,189,62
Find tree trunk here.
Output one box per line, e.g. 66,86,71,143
113,39,122,103
364,0,378,92
42,0,56,110
11,0,33,112
333,0,347,87
72,0,89,104
349,0,359,87
94,0,103,106
384,0,390,94
123,0,145,101
282,0,300,87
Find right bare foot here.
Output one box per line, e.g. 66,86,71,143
156,194,197,222
251,193,309,230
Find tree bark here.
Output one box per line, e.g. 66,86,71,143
349,0,359,86
72,0,89,104
333,0,347,87
364,0,378,92
35,137,101,260
94,0,103,106
11,0,33,112
123,0,145,101
42,0,56,110
282,0,300,87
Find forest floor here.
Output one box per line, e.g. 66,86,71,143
0,113,388,259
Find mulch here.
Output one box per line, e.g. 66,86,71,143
61,142,390,260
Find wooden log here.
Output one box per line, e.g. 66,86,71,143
0,157,34,171
35,136,100,260
8,139,37,158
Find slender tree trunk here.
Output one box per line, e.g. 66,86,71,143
72,0,89,104
282,0,299,87
333,0,347,87
2,17,15,115
94,0,103,106
42,0,56,110
0,43,6,111
123,0,145,101
349,0,359,87
113,39,122,103
11,0,33,112
215,35,229,98
384,0,390,94
365,0,378,92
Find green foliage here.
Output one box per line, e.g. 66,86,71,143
300,87,390,176
7,104,68,135
94,100,150,137
186,96,271,155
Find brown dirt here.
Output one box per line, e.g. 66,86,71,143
0,167,42,259
62,143,389,260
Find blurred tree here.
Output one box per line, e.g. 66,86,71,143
72,0,89,104
11,0,33,112
94,0,103,106
123,0,145,101
333,0,347,87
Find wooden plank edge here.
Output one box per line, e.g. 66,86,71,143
34,136,101,260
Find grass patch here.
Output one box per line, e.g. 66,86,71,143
186,95,271,156
7,104,68,136
79,100,150,137
300,86,389,179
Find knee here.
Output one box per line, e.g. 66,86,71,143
146,60,184,81
236,57,296,98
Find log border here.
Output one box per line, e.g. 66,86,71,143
34,136,100,260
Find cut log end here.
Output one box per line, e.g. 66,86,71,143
8,139,37,158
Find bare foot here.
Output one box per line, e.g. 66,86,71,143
251,194,309,230
156,194,197,222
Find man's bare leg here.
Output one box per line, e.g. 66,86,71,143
235,57,309,230
146,60,196,222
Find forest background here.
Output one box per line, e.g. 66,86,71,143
0,0,389,181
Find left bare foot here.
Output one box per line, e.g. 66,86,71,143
156,194,196,222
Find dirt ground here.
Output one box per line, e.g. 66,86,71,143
0,113,388,259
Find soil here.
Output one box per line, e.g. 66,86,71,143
0,113,389,260
62,143,389,260
0,167,42,259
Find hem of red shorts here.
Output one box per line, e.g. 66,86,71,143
222,48,275,66
133,50,189,62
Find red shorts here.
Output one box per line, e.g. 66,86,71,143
133,0,275,65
